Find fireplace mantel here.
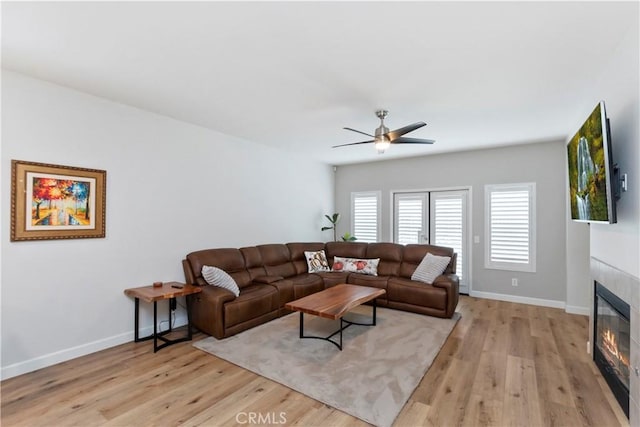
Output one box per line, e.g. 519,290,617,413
591,257,640,424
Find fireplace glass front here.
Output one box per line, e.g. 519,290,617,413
594,281,630,417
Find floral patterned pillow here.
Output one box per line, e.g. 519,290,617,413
332,256,380,276
304,250,330,273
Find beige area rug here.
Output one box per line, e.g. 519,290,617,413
193,306,460,427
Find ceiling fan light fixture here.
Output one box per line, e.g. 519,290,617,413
335,109,435,152
375,136,390,153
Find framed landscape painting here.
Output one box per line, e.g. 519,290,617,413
11,160,106,241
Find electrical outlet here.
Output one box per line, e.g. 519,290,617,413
473,235,480,244
587,341,591,354
512,278,518,287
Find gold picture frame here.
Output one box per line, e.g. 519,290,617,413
11,160,106,241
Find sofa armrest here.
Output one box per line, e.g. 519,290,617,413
182,258,197,285
431,274,458,291
432,274,460,318
199,284,238,302
253,275,284,284
190,285,236,339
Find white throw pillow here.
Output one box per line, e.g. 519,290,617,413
201,265,240,297
304,250,330,273
411,253,451,284
332,256,380,276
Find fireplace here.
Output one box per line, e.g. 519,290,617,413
593,281,630,418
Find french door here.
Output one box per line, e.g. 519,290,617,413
393,190,469,294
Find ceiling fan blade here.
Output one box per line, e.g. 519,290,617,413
386,122,426,141
332,140,375,148
392,136,435,144
343,127,375,138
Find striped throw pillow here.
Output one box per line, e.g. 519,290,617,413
411,253,451,285
202,265,240,297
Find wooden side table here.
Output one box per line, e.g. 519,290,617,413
124,282,202,352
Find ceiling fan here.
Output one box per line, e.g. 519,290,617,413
333,110,435,153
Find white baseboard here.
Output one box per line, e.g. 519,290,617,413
469,290,589,315
1,316,187,380
469,290,566,309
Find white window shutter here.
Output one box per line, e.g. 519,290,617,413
431,193,464,280
351,192,380,243
395,194,426,245
485,183,536,272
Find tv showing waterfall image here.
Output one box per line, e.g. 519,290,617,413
567,101,617,223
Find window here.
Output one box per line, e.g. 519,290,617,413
485,183,536,272
351,191,380,243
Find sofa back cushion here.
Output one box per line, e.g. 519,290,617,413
239,246,267,281
366,243,403,276
257,244,296,278
325,242,368,267
286,242,326,274
399,244,456,278
186,248,252,288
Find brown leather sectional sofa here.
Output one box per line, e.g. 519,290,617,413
182,242,459,339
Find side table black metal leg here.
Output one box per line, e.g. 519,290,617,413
186,295,193,339
153,301,158,353
168,298,174,333
134,298,140,342
299,312,304,338
373,299,377,325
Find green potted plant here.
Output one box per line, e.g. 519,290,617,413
321,213,340,242
341,232,357,242
322,213,358,242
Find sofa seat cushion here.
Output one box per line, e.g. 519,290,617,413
314,271,350,288
288,274,324,299
240,246,267,281
325,241,368,263
346,274,389,292
387,277,447,311
257,244,297,278
366,243,403,276
287,242,326,274
224,284,279,328
266,279,295,307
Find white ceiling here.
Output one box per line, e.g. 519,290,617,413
2,1,638,165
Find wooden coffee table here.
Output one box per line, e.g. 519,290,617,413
284,284,386,351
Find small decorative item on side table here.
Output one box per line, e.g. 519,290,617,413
124,281,202,352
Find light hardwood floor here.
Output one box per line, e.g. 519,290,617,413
1,296,629,426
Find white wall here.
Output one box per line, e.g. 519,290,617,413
0,71,334,378
565,215,591,313
334,141,568,305
585,22,639,279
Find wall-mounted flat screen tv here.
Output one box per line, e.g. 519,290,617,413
567,101,617,224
